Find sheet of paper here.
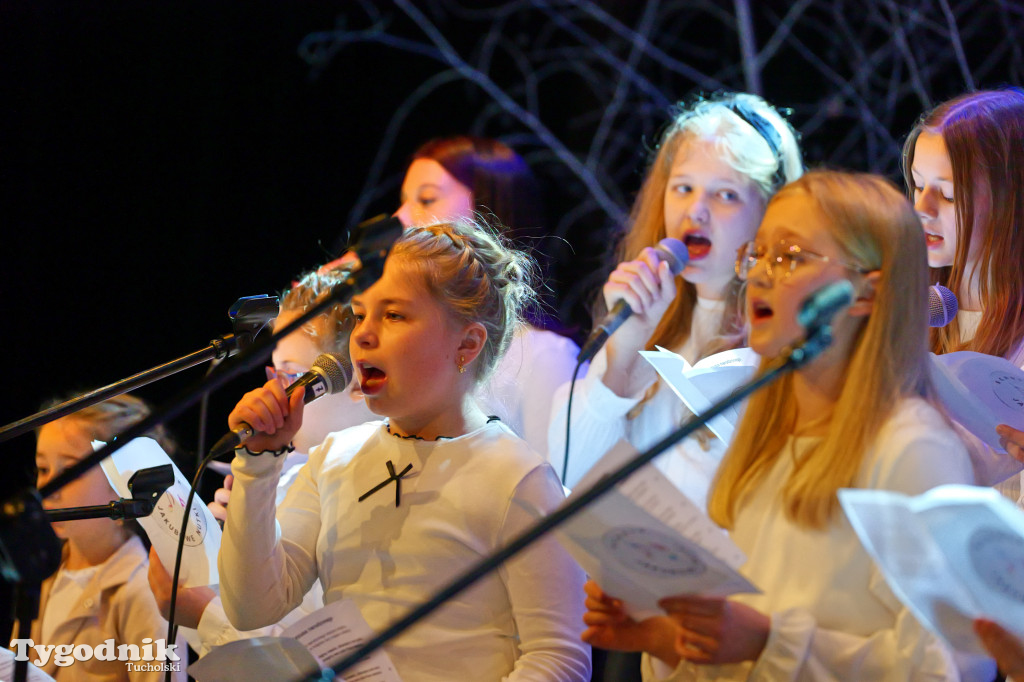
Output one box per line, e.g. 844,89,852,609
840,484,1024,656
0,649,56,682
98,437,222,587
187,636,326,682
282,598,402,682
558,440,757,619
930,351,1024,453
640,347,758,443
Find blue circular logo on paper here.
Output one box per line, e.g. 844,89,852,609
990,371,1024,412
603,527,706,578
969,527,1024,604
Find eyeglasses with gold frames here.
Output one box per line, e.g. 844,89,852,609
735,240,871,282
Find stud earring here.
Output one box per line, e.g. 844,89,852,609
457,355,466,374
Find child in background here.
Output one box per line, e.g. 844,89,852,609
32,394,186,682
903,87,1024,495
220,222,590,681
582,172,978,680
549,92,802,498
147,270,372,655
392,135,580,462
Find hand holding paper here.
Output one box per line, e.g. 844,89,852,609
556,439,757,619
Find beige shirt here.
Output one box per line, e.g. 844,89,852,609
21,537,186,682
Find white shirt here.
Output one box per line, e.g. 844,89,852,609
185,452,325,657
548,298,728,508
643,398,982,681
220,420,590,682
479,324,581,462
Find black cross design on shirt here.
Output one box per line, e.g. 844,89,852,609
358,460,413,507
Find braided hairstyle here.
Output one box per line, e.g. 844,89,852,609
390,219,536,381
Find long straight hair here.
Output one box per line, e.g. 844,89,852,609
902,88,1024,359
708,172,932,530
620,93,803,361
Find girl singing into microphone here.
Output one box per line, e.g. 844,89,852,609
219,222,590,681
549,92,803,501
903,88,1024,493
581,171,976,681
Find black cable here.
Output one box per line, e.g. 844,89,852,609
164,447,219,682
560,358,585,486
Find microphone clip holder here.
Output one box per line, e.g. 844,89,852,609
43,464,174,522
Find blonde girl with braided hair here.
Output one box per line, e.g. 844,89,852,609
219,221,591,681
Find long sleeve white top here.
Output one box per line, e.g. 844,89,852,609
184,453,325,657
548,299,728,507
642,397,984,681
479,324,581,462
219,420,591,682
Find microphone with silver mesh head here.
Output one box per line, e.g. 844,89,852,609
211,352,352,456
928,284,958,328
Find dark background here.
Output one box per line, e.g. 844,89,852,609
2,0,1021,489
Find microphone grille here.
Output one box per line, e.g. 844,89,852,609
656,237,690,275
312,353,353,394
928,284,958,328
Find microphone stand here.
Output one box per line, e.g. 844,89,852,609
0,295,280,445
0,216,400,682
27,216,401,506
311,323,835,681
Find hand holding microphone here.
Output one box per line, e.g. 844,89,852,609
213,352,352,456
579,238,690,363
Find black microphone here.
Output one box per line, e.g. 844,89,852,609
210,352,353,456
578,238,690,363
928,284,957,328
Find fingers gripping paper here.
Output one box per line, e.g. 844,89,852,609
99,437,222,587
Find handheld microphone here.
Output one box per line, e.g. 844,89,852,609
211,352,353,456
578,238,690,363
928,284,957,327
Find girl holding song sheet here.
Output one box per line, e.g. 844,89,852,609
582,171,981,681
903,88,1024,496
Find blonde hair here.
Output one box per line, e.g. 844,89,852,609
279,270,353,354
390,220,535,381
708,171,932,530
621,93,802,418
43,393,177,455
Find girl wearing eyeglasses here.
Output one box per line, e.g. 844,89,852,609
582,171,976,681
549,92,802,502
